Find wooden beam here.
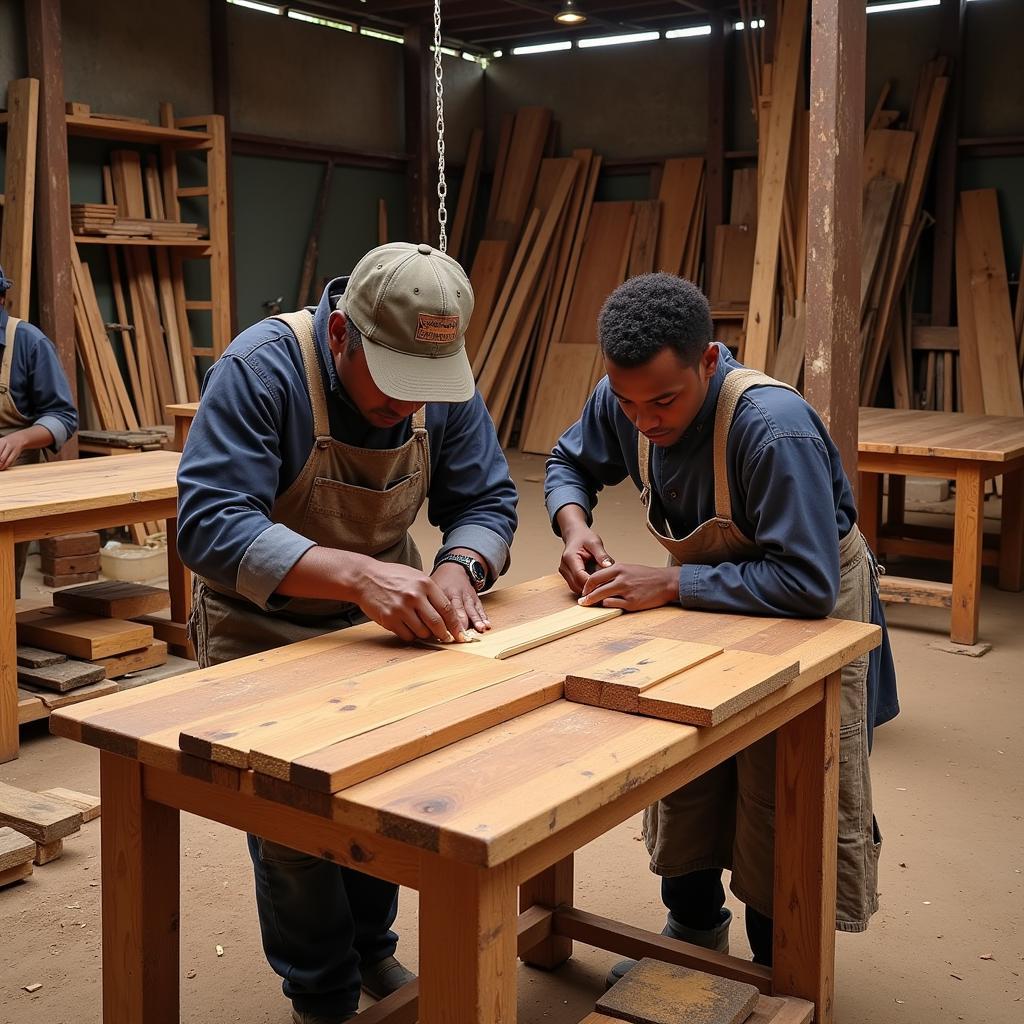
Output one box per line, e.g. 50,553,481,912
705,13,731,277
0,79,39,320
24,0,78,454
804,0,865,486
930,0,965,327
404,23,433,244
209,0,238,336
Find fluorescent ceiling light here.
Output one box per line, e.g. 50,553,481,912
734,19,766,30
492,50,504,58
666,24,712,39
227,0,283,14
462,51,480,62
578,31,660,48
287,10,353,30
361,27,403,44
866,0,940,13
512,40,573,55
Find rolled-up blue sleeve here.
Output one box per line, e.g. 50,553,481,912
176,355,314,610
544,384,629,534
20,327,78,451
427,392,518,585
678,435,841,618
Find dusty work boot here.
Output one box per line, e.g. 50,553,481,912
291,1010,357,1024
604,909,732,989
360,955,417,1001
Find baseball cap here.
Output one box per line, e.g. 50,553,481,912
0,264,12,292
339,242,476,403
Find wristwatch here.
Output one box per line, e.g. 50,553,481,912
435,553,487,593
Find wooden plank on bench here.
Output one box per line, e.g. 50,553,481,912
53,580,170,619
0,782,82,844
16,607,153,661
878,575,953,608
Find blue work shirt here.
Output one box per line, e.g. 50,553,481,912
177,279,518,612
546,343,898,735
0,307,78,450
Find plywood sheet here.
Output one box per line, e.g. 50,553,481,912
654,158,704,275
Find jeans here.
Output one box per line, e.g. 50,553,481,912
248,835,400,1017
662,869,773,967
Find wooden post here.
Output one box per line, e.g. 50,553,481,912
100,753,180,1023
804,0,865,486
931,0,966,328
519,854,574,968
705,13,731,276
24,0,78,456
404,23,433,245
0,526,17,763
951,464,985,645
773,672,840,1023
209,0,238,336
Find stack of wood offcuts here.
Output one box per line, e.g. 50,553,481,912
0,785,100,885
15,581,171,718
71,201,205,240
38,532,100,589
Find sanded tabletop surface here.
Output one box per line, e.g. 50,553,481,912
858,407,1024,462
0,450,180,522
53,577,878,867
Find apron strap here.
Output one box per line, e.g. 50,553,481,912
637,431,653,506
274,310,331,443
0,316,22,396
412,406,426,431
712,368,799,520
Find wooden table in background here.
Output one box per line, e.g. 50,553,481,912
1,451,188,762
167,401,199,452
857,408,1024,645
52,585,878,1024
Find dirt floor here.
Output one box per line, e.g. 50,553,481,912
3,451,1022,1023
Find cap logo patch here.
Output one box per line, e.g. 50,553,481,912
415,313,460,345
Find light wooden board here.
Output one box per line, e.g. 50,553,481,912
30,679,118,711
464,240,514,362
0,826,36,872
598,958,760,1024
39,789,100,822
709,224,755,306
421,603,622,660
0,783,82,844
654,158,704,275
53,580,170,619
449,127,483,261
744,0,808,372
860,176,899,319
636,650,800,727
289,670,564,794
955,208,986,415
772,300,806,387
565,638,724,712
487,106,551,242
729,167,757,229
958,189,1024,417
16,607,153,661
0,79,39,319
92,640,169,678
627,199,660,277
0,861,32,887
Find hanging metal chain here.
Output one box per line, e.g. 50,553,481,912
433,0,448,252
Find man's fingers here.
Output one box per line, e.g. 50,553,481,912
583,538,614,569
469,593,489,632
449,592,470,632
599,596,630,609
416,599,455,643
580,565,618,597
578,579,624,607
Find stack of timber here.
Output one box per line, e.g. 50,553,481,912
39,532,100,588
460,107,704,453
71,142,202,440
72,202,205,240
0,784,84,868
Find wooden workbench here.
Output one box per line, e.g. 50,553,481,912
52,578,878,1024
857,408,1024,644
166,401,199,452
1,451,188,762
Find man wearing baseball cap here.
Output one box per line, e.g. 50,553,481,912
0,264,78,595
176,243,517,1023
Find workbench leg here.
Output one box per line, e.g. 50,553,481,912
885,474,906,532
951,466,985,645
519,854,574,968
0,525,18,763
165,515,193,659
420,857,518,1023
857,472,881,553
997,466,1024,593
772,671,840,1024
101,752,180,1024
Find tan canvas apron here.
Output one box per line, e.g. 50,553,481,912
190,309,430,668
639,367,880,933
1,316,44,596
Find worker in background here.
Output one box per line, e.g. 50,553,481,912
176,243,518,1024
545,272,898,977
0,263,79,596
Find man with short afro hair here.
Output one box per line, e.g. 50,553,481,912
544,271,897,977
